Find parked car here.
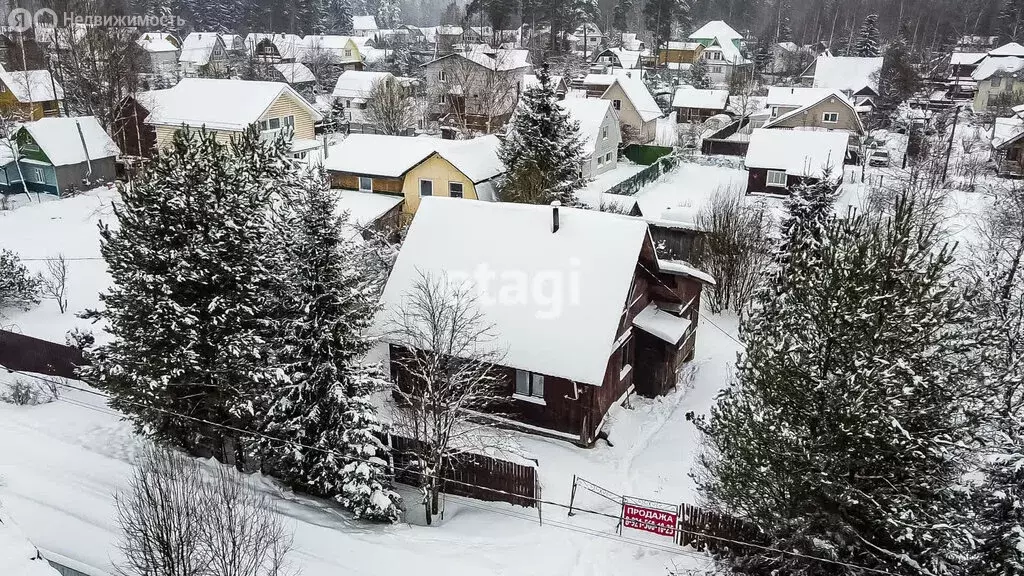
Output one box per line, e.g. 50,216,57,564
868,148,891,167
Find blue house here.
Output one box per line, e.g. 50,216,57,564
0,116,119,196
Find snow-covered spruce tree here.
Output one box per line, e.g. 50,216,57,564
84,127,290,462
695,196,977,575
0,248,40,313
498,63,586,206
854,13,881,57
690,57,711,89
779,171,841,256
257,168,400,522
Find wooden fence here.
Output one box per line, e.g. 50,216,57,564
390,435,538,508
0,329,84,378
605,154,679,197
677,502,764,553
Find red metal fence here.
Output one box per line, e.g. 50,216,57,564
0,329,84,379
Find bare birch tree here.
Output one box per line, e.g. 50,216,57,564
386,272,509,525
39,253,68,314
365,78,416,135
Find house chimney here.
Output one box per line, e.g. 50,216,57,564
551,200,561,233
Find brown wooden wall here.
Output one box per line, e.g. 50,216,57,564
112,97,158,158
330,171,404,193
0,329,85,379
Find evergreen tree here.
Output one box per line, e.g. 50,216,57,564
879,34,921,109
779,173,840,257
0,249,40,313
696,197,976,575
612,0,632,34
325,0,354,33
85,128,290,461
340,395,403,522
1001,0,1024,43
498,64,586,206
754,39,773,76
377,0,401,29
466,0,520,38
689,56,711,89
855,13,881,57
972,429,1024,575
774,0,793,42
643,0,692,54
255,167,400,521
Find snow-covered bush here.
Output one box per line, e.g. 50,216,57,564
0,248,40,313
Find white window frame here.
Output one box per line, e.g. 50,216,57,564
448,181,464,198
358,176,373,191
597,155,604,166
766,170,788,188
514,369,545,404
822,112,839,123
438,69,448,82
419,178,433,197
711,66,723,74
602,126,608,140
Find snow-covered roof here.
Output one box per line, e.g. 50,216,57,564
454,48,532,71
137,34,178,53
353,15,378,31
811,55,883,93
20,116,119,166
689,20,743,41
179,32,221,65
671,87,728,110
274,62,317,84
220,34,243,49
993,116,1024,149
777,41,799,52
0,508,60,576
702,37,747,64
657,258,717,285
973,55,1024,80
765,86,841,108
632,302,692,344
950,52,987,66
621,32,644,51
559,98,614,152
323,135,504,183
335,189,403,232
604,47,645,69
332,70,393,100
664,41,702,51
584,73,617,86
302,35,360,64
745,129,847,179
0,68,63,103
138,78,323,131
989,42,1024,57
246,33,305,61
522,74,565,91
375,198,651,386
605,75,662,122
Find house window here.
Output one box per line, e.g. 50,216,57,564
26,166,45,183
612,99,621,110
711,66,723,74
283,115,295,128
606,152,613,163
620,336,634,374
514,369,545,401
602,126,608,139
1009,78,1016,90
993,76,1002,87
344,49,352,57
268,117,281,130
419,179,433,196
822,112,839,123
448,181,464,198
766,170,788,187
597,155,604,166
438,69,447,82
358,176,373,191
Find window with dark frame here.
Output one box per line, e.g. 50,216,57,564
420,179,433,196
515,369,545,399
448,181,464,198
620,337,634,373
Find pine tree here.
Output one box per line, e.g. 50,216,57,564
324,0,354,33
377,0,401,29
0,249,40,313
1001,0,1024,43
257,168,400,522
754,39,773,75
340,395,403,522
779,172,840,257
775,0,793,43
84,128,290,461
696,197,977,575
643,0,692,54
689,56,711,89
498,64,586,206
612,0,632,34
855,13,881,57
879,34,921,109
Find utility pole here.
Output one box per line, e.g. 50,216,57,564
942,104,959,182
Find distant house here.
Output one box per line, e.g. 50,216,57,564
762,89,864,138
658,41,704,68
331,70,410,127
323,134,505,217
688,21,751,85
1,116,119,196
375,198,713,445
423,48,533,132
570,22,604,55
620,33,645,52
744,129,847,195
245,33,305,63
334,188,404,239
559,98,621,178
991,111,1024,176
765,86,837,118
137,32,180,73
302,35,364,69
0,67,63,119
273,62,317,89
353,15,379,37
179,32,227,76
958,35,1000,51
220,34,245,53
593,47,648,70
121,78,323,157
972,43,1024,111
949,51,986,94
582,71,661,143
804,55,883,108
522,73,568,98
671,87,729,123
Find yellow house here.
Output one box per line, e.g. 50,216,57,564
0,68,63,120
322,134,505,219
130,77,323,156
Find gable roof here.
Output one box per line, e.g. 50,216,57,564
702,36,748,64
973,55,1024,80
604,47,645,69
671,87,729,110
745,128,848,179
990,42,1024,57
137,33,178,53
559,98,615,152
245,33,305,60
993,116,1024,149
765,86,839,108
950,51,987,66
274,62,317,84
664,41,702,51
322,134,504,183
332,70,394,100
179,32,222,65
0,67,63,102
603,75,662,122
353,15,378,30
690,20,743,41
302,35,361,63
20,116,119,165
762,90,863,133
811,55,883,93
522,73,565,91
375,197,651,386
137,78,323,131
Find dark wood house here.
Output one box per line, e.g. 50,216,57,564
375,197,713,446
744,128,849,195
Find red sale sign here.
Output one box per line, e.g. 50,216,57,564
622,502,678,538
